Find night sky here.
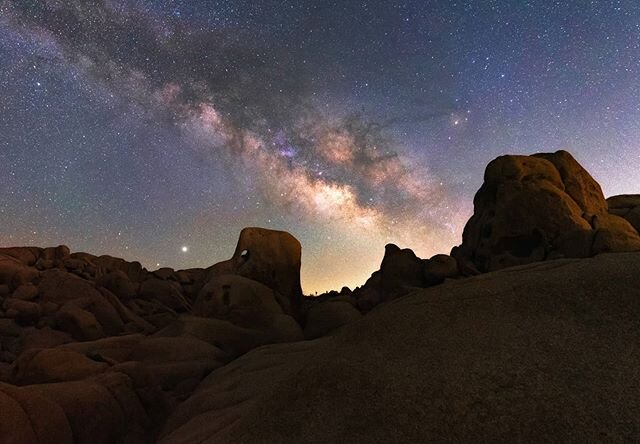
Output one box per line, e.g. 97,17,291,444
1,1,639,293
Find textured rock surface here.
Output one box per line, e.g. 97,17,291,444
303,297,361,339
0,228,307,442
206,227,303,318
193,275,302,343
0,372,151,444
452,150,640,273
2,151,640,443
608,194,640,234
161,252,640,443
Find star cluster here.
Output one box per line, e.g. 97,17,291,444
1,1,639,293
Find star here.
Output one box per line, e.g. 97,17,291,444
0,0,637,295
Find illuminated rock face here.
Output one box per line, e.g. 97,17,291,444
192,275,303,345
452,150,640,273
206,227,303,319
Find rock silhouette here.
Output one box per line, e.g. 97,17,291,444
1,152,639,442
346,244,461,313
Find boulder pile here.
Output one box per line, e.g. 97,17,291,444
451,150,640,273
345,245,459,313
607,194,640,234
1,151,639,442
0,228,307,442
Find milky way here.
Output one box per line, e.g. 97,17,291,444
1,1,639,293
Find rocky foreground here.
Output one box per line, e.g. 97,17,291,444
1,151,640,443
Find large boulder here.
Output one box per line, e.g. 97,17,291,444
379,244,425,296
0,248,43,266
55,303,106,341
207,228,303,319
38,270,101,304
106,336,225,395
352,245,460,310
57,333,224,404
95,270,138,301
193,275,301,340
10,348,108,385
155,315,300,359
3,299,41,324
351,244,424,310
160,252,640,443
138,278,191,312
0,372,152,443
93,255,145,281
607,194,640,234
303,297,362,339
15,328,72,356
12,283,38,301
0,254,39,290
452,150,640,273
423,254,459,285
0,381,73,444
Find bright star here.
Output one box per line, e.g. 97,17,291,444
181,246,189,253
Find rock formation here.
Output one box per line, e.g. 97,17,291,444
160,252,640,443
206,227,303,319
350,244,460,312
607,194,640,234
452,150,640,273
1,151,640,442
0,227,307,442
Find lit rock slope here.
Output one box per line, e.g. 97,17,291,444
161,252,640,443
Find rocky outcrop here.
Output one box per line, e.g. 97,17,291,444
608,194,640,234
193,275,302,343
1,150,640,443
0,372,151,443
160,252,640,443
351,244,460,312
206,227,303,319
0,227,308,442
452,150,640,273
303,296,361,339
